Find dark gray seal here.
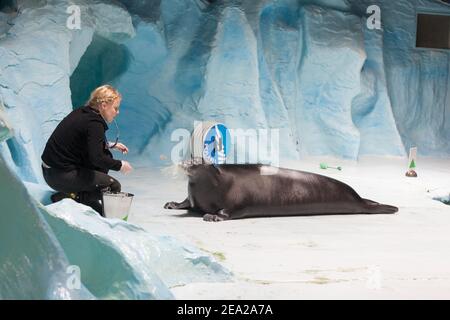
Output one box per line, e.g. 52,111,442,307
164,164,398,222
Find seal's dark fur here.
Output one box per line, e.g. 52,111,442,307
164,164,398,222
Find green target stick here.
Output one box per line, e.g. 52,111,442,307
320,163,342,171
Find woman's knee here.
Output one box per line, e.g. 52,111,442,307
109,178,121,192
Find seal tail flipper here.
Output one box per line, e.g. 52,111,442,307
362,198,398,214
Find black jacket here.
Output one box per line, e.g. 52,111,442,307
41,106,122,172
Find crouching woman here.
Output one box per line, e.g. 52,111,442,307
41,85,133,215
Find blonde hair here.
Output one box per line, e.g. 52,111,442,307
87,85,122,109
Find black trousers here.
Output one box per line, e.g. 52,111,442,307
42,166,121,216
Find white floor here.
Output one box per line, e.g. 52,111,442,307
115,157,450,299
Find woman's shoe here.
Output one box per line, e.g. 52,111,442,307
50,192,77,203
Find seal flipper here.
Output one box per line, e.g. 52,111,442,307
203,209,230,222
362,198,398,214
164,198,191,210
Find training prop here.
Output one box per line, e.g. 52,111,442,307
320,163,342,171
405,147,418,177
191,121,230,165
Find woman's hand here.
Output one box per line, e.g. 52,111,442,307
120,160,133,174
112,142,129,154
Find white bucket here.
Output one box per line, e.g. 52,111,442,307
102,191,134,221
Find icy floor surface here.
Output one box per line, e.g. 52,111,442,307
115,157,450,299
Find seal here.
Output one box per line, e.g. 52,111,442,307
164,164,398,222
